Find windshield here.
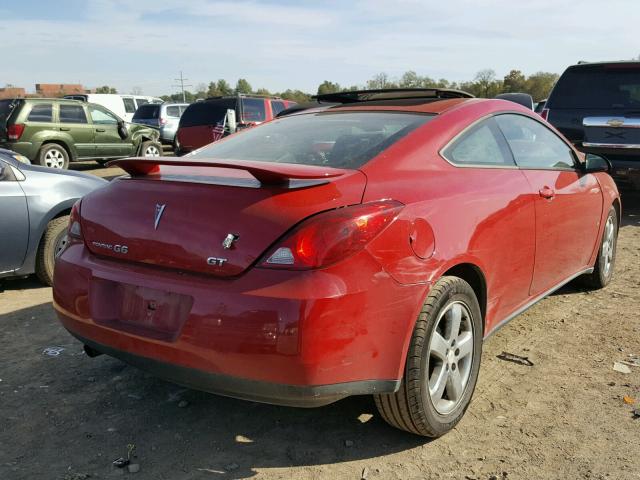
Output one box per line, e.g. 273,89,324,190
133,104,160,119
188,111,432,169
0,99,18,126
550,65,640,109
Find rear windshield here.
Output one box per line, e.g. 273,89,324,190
180,99,236,128
0,99,18,125
188,111,432,169
133,104,160,119
241,98,266,122
550,65,640,109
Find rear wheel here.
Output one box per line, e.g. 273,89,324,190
36,216,69,286
38,144,69,169
141,141,162,157
374,276,483,437
581,206,618,289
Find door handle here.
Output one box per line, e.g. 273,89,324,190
95,128,106,132
59,127,70,131
539,186,555,199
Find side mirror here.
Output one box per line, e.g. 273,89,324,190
583,153,610,173
117,120,128,140
226,109,237,134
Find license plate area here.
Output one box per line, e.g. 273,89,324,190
90,277,193,341
585,127,640,145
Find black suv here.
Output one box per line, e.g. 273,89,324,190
544,61,640,188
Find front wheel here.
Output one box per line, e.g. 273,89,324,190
374,276,483,437
36,216,70,286
581,205,618,289
140,140,162,157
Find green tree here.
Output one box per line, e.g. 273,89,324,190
235,78,252,94
95,85,117,94
277,89,312,103
399,71,421,88
472,69,501,98
524,71,559,101
255,87,272,96
367,72,396,89
503,70,527,93
317,80,341,95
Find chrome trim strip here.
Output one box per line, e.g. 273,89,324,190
583,142,640,149
583,116,640,128
484,267,594,339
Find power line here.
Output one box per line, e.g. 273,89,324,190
172,71,192,102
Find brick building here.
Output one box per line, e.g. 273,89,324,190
35,83,88,97
0,87,26,99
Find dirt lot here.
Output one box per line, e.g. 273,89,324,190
1,165,639,480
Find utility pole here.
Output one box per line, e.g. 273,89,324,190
172,71,192,102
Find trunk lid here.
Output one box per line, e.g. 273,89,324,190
80,159,366,277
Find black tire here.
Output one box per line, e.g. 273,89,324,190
581,206,618,289
35,216,70,286
38,143,69,169
140,140,163,158
374,276,483,437
95,159,109,166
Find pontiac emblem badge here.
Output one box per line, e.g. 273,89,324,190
222,233,239,249
606,118,625,128
154,204,166,230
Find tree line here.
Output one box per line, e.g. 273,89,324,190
96,69,559,103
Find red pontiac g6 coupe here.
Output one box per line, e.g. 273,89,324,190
53,89,620,437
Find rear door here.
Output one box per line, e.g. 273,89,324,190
58,104,95,158
88,105,132,158
0,161,29,273
495,114,603,296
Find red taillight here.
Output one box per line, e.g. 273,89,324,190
7,124,25,141
259,200,404,270
160,117,167,125
68,201,83,239
540,108,549,121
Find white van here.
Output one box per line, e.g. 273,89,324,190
63,94,163,122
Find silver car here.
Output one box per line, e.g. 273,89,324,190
0,148,106,286
132,103,189,144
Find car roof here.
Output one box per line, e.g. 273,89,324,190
569,60,640,69
287,98,477,116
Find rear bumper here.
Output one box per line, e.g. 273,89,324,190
0,141,36,160
68,330,398,407
53,243,427,406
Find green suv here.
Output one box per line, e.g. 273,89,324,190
0,98,162,169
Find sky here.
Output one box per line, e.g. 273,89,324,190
0,0,638,96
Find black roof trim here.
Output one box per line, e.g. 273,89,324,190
314,88,474,104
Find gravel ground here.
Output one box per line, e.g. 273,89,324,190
1,166,639,480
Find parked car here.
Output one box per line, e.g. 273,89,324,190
174,95,295,155
53,89,619,438
0,148,106,286
0,98,162,169
132,103,189,144
63,94,163,122
543,61,640,188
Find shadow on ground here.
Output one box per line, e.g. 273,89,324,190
0,302,427,479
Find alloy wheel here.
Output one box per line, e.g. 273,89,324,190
54,233,68,258
44,148,65,168
427,301,475,415
144,145,161,157
601,215,615,277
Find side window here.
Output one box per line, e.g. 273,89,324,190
135,98,148,109
27,104,53,122
123,98,136,114
271,100,286,115
166,106,180,117
443,118,515,167
495,114,576,170
89,106,119,125
59,105,88,124
241,98,266,122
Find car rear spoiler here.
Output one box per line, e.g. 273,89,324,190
107,157,349,186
